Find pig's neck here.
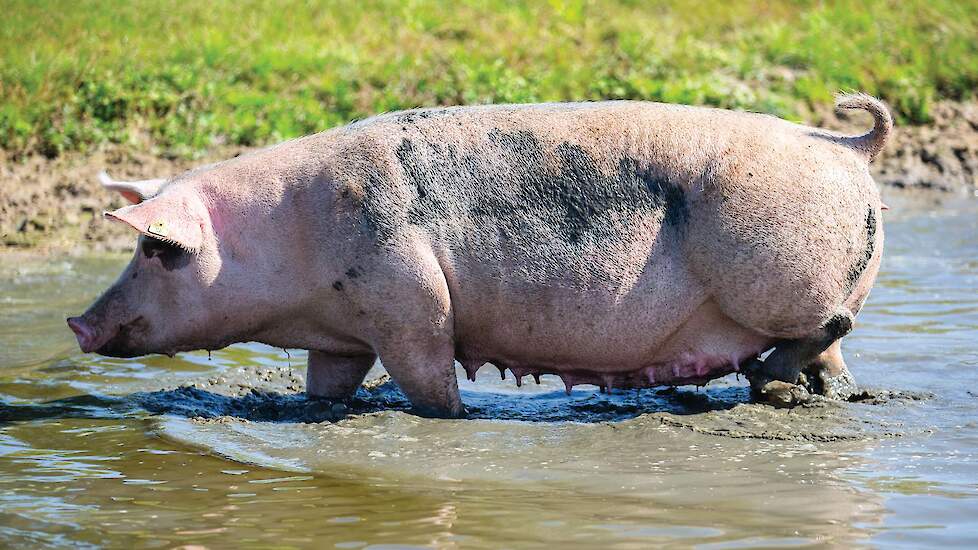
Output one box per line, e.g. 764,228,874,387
203,145,364,356
248,309,372,357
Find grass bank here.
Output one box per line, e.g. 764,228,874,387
1,0,977,159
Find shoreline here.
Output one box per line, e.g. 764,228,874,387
2,100,976,255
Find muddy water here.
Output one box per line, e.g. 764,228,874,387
1,193,976,549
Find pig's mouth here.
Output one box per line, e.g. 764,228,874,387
95,316,149,357
68,315,149,357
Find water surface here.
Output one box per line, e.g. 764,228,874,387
1,193,976,548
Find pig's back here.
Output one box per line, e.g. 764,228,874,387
335,101,729,285
324,101,872,372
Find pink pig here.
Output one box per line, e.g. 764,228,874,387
68,95,889,417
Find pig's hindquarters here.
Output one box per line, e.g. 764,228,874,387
683,138,882,402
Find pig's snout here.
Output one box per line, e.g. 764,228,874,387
67,313,151,357
67,317,97,353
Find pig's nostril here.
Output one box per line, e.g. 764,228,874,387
67,317,95,352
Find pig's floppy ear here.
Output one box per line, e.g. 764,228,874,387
98,170,167,204
104,191,206,252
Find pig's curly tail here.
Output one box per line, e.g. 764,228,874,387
834,92,893,162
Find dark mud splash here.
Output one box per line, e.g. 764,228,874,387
130,362,929,444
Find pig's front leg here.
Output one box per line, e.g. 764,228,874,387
366,238,464,418
377,339,465,419
306,351,376,400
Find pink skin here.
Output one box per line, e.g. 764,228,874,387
69,96,888,418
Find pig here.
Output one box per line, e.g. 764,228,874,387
67,94,890,417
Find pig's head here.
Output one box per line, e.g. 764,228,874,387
67,175,236,358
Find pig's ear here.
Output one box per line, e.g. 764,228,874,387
98,170,167,204
104,191,207,252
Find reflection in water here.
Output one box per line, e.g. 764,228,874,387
0,193,976,547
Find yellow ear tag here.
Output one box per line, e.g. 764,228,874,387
147,220,168,238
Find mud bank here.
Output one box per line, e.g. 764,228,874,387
2,101,976,253
1,145,244,252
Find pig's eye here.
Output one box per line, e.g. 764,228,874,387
141,236,187,270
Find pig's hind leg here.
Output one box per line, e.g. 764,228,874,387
799,339,859,400
744,311,854,407
306,351,376,400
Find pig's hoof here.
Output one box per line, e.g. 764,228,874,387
800,364,859,401
742,357,777,393
756,380,812,408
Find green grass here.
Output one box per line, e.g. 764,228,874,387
1,0,976,158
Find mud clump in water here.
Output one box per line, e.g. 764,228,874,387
643,393,915,442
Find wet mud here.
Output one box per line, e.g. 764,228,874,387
131,362,929,444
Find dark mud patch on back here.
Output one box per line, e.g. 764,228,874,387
385,129,687,248
395,107,454,125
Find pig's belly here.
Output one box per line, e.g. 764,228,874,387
449,283,774,391
438,221,773,390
